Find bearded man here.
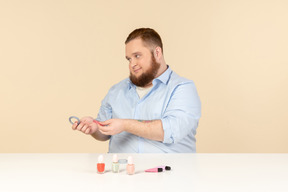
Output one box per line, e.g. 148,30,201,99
72,28,201,153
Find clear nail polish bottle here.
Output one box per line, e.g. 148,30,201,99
112,154,120,173
126,156,135,175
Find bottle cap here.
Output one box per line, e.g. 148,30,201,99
165,166,171,170
127,156,133,164
98,155,104,163
113,154,118,163
118,159,128,164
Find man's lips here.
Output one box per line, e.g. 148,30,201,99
133,68,141,73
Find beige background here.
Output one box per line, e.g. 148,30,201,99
0,0,287,153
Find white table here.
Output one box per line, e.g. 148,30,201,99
0,153,287,192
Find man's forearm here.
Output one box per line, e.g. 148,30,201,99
123,119,164,141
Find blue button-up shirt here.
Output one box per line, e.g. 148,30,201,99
96,66,201,153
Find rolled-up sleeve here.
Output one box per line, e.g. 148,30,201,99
96,91,113,122
161,82,201,144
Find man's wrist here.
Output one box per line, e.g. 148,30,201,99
122,119,129,132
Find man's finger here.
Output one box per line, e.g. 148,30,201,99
80,124,88,132
72,122,78,130
85,128,90,134
76,122,85,131
100,119,111,126
98,125,109,132
98,128,109,135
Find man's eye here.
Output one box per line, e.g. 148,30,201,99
135,55,140,58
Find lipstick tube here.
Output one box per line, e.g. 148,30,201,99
156,166,171,171
145,167,163,172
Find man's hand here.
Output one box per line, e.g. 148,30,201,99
97,119,164,142
72,116,98,135
98,119,126,135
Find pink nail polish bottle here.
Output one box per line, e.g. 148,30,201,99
126,156,135,175
97,155,105,174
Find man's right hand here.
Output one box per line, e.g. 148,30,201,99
72,116,98,135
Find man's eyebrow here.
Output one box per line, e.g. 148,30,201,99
126,52,142,60
132,52,141,55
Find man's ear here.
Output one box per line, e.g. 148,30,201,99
154,46,162,58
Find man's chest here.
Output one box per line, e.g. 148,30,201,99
110,89,171,120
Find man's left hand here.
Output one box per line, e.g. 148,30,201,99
98,119,126,135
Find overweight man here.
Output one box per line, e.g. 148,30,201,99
72,28,201,153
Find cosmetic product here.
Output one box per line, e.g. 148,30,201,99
118,159,128,164
126,156,135,175
69,116,104,126
97,155,105,174
145,167,163,173
69,116,80,125
93,119,104,126
112,154,120,173
156,166,171,171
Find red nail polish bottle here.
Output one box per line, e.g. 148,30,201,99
97,155,105,174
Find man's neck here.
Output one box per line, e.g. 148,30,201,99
142,83,153,88
155,64,168,79
143,64,168,88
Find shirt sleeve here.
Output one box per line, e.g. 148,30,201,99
96,91,113,122
161,81,201,144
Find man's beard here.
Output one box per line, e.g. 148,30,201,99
129,55,161,87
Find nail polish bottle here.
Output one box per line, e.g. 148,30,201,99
97,155,105,174
126,156,135,175
112,154,120,173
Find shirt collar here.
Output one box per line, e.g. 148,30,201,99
154,65,172,85
128,65,172,89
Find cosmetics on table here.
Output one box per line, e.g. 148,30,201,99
145,167,163,172
156,166,171,171
126,156,135,175
112,154,120,173
95,155,171,175
97,155,105,174
118,159,128,164
145,166,171,173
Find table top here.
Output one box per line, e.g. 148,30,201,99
0,153,288,192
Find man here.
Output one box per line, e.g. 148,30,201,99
72,28,201,153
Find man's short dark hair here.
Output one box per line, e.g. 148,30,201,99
125,28,163,53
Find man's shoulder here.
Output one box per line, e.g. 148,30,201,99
109,78,130,92
169,71,195,86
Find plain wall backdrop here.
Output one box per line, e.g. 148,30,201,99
0,0,287,153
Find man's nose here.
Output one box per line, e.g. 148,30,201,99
130,59,137,68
